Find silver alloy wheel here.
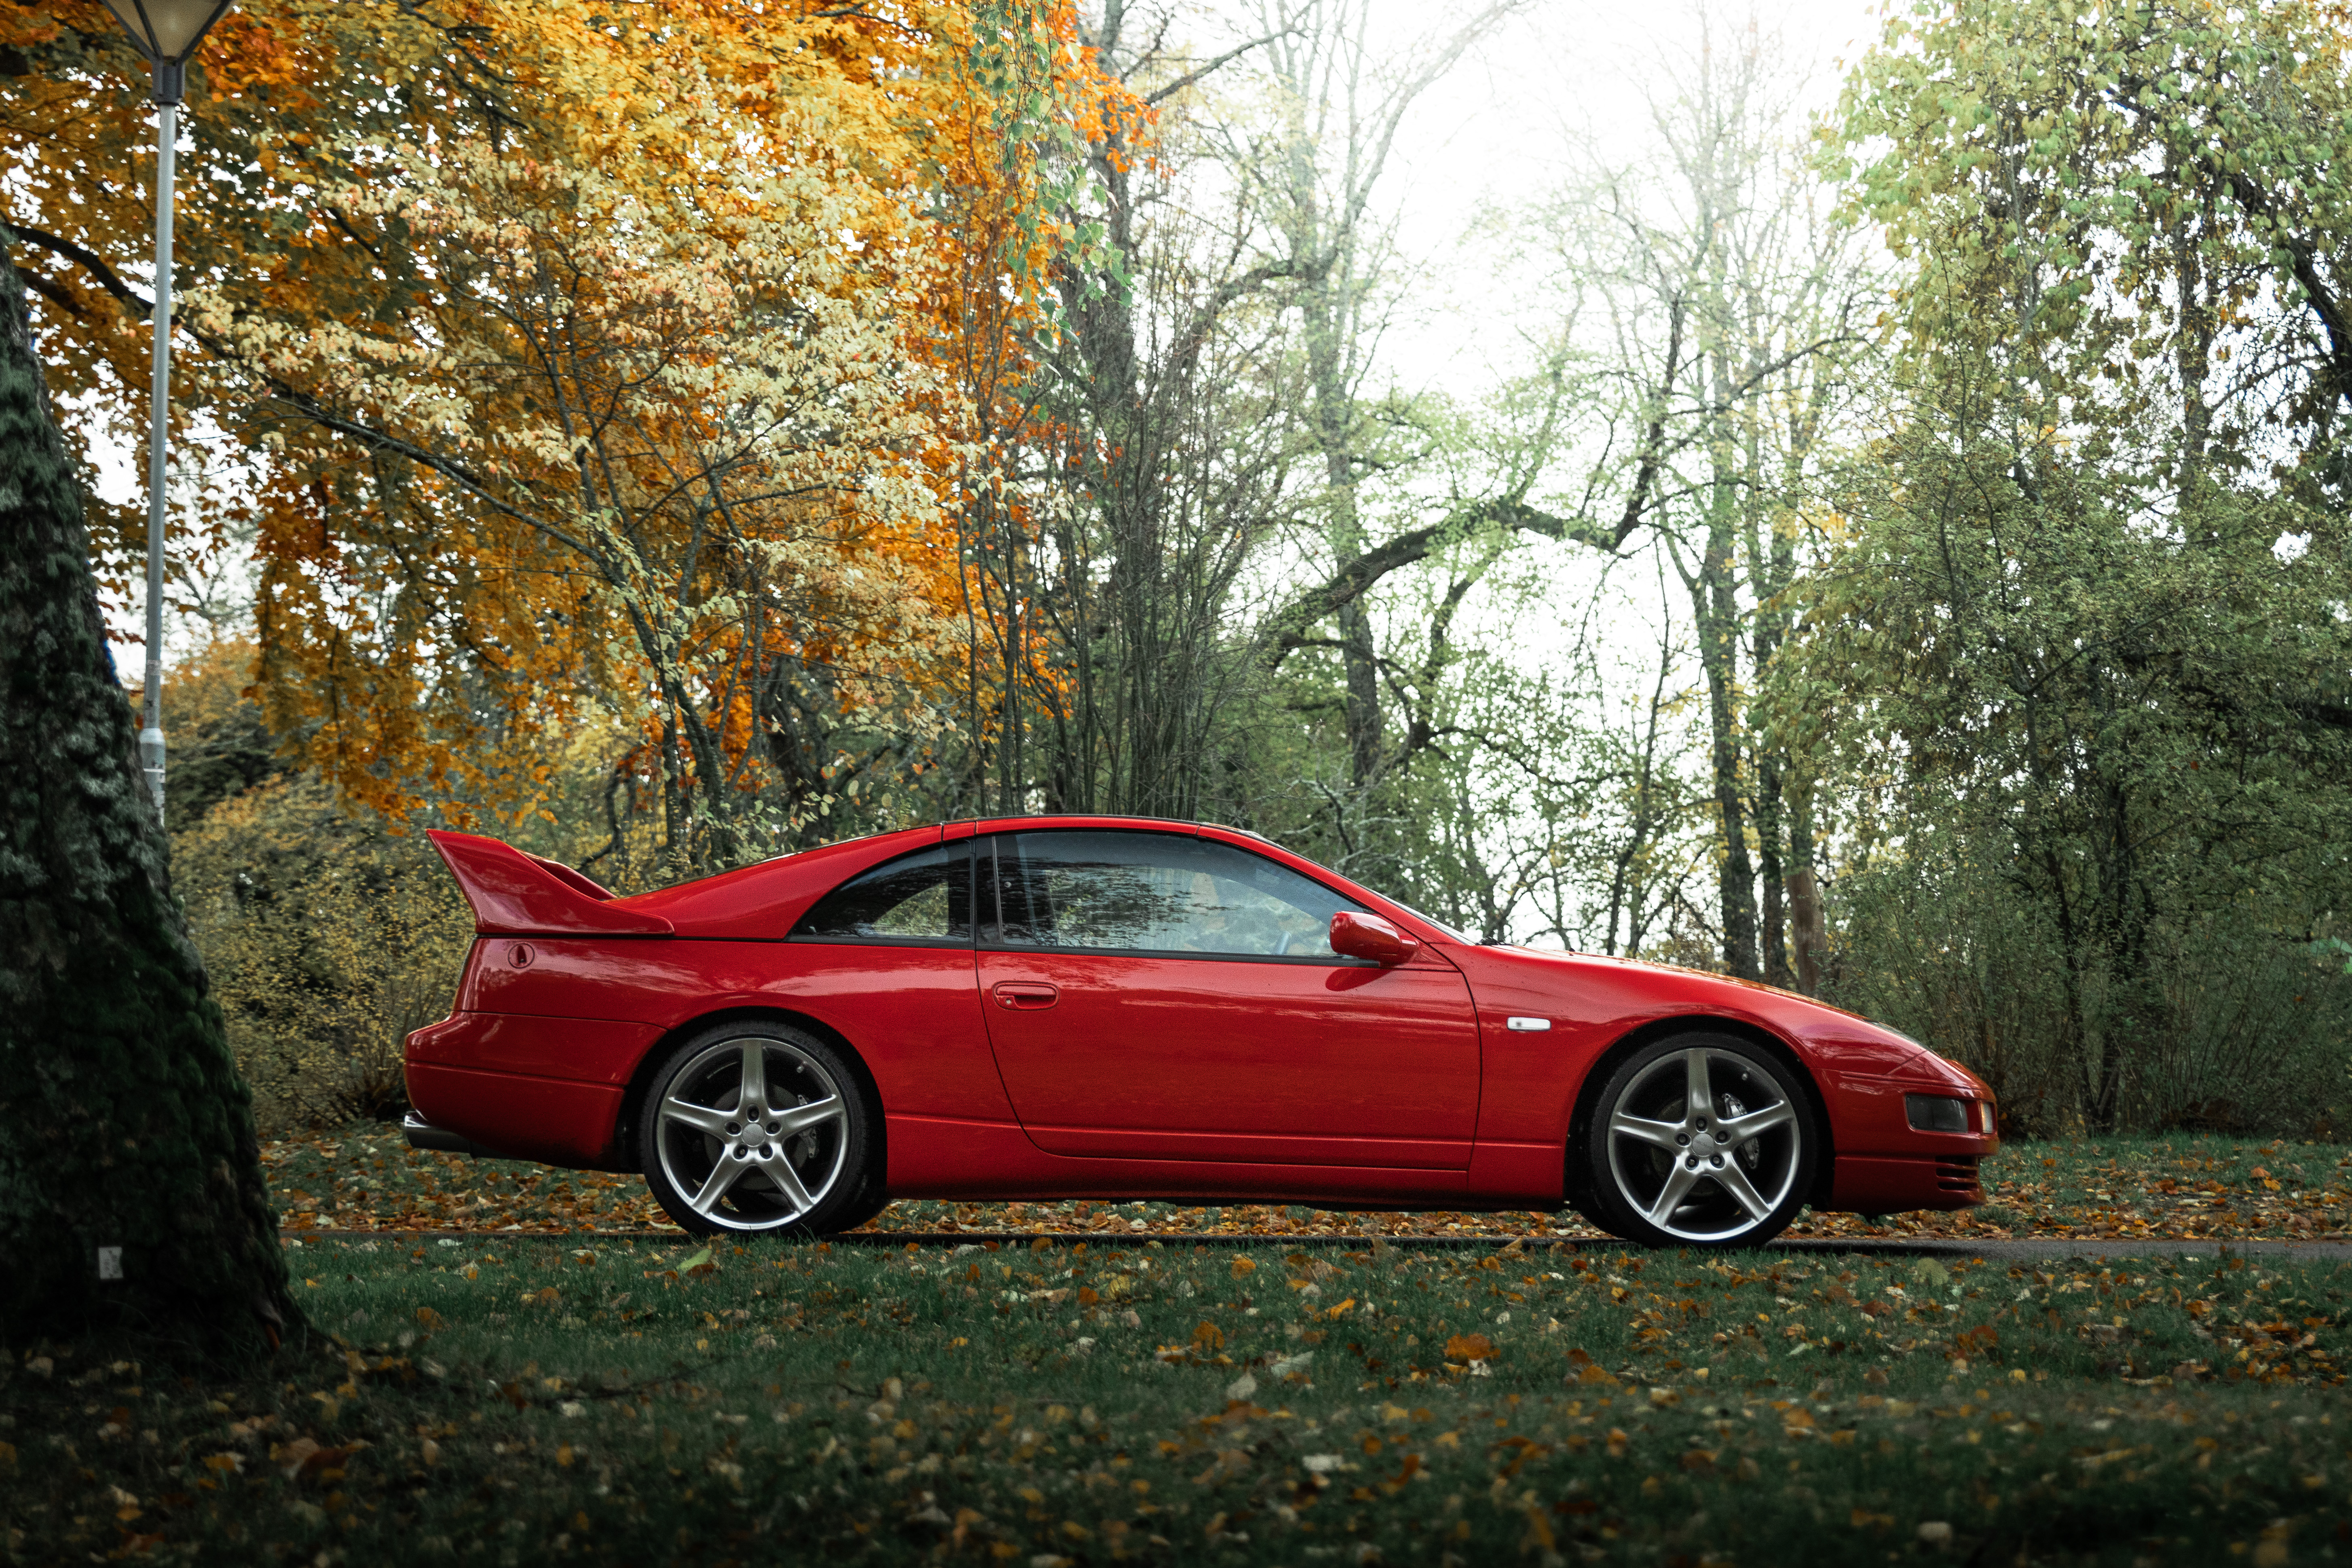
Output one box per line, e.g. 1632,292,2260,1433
652,1034,850,1232
1603,1044,1802,1243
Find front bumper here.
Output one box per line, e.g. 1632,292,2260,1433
1830,1152,1988,1212
1814,1049,1999,1212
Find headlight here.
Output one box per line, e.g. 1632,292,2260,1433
1905,1094,1970,1133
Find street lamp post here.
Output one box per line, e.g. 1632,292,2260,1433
98,0,236,827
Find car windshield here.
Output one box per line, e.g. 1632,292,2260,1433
1230,834,1481,945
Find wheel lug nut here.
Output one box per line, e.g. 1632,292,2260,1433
1685,1155,1698,1169
1676,1133,1690,1145
1711,1155,1724,1167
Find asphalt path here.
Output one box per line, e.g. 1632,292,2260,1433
281,1228,2352,1262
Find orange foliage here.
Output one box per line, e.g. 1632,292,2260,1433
0,0,1145,840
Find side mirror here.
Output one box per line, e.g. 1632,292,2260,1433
1330,911,1420,966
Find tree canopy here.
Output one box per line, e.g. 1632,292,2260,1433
4,0,2347,1137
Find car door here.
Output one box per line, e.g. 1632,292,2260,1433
974,828,1480,1169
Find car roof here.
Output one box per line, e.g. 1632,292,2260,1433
939,814,1269,842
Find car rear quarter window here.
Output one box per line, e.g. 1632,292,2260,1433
988,830,1363,959
791,841,972,944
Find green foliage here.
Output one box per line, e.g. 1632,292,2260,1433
1830,0,2352,478
1790,0,2352,1132
1788,347,2352,1128
1827,841,2352,1137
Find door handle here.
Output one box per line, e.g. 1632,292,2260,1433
992,981,1059,1010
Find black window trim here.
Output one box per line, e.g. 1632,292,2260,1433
785,837,978,949
974,826,1382,965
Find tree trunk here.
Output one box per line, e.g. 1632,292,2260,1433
1784,773,1826,994
1686,500,1760,978
0,237,296,1361
1786,864,1825,995
1756,754,1790,986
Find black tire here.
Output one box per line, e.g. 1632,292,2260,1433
1563,1185,1635,1243
637,1021,876,1236
1579,1031,1815,1249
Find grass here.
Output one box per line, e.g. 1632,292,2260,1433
5,1235,2347,1565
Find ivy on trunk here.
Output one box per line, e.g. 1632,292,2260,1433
0,232,295,1362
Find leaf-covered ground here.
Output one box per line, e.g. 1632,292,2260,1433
263,1129,2352,1241
4,1238,2345,1565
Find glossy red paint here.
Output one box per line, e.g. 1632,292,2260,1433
426,832,672,936
408,817,1998,1220
975,945,1477,1167
405,1052,627,1168
1329,911,1419,966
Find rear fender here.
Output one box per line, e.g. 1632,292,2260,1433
612,1007,887,1182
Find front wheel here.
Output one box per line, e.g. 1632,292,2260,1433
1580,1032,1815,1249
638,1022,876,1236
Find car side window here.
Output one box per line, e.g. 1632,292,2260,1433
987,830,1363,959
792,841,972,944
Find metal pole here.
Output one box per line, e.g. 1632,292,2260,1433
138,99,176,828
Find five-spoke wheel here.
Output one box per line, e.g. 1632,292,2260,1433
1580,1032,1815,1248
638,1023,875,1236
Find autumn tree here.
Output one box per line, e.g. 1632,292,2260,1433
205,88,966,869
0,238,294,1359
2,1,1137,868
1496,13,1872,982
951,2,1340,822
1228,10,1866,968
1237,0,1522,798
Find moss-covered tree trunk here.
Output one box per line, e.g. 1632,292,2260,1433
0,233,295,1361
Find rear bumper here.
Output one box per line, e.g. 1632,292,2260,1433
406,1011,661,1084
404,1061,628,1170
402,1111,490,1156
404,1011,661,1171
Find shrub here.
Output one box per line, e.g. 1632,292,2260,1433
1827,847,2352,1138
175,776,473,1135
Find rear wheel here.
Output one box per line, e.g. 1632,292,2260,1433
638,1022,875,1236
1581,1031,1815,1249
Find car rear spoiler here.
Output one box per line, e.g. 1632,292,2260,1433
425,830,674,936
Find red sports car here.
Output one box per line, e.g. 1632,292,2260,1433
402,817,1996,1248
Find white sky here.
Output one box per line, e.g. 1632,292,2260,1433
1369,0,1886,403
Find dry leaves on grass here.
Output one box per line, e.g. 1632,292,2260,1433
263,1135,672,1235
264,1129,2352,1241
